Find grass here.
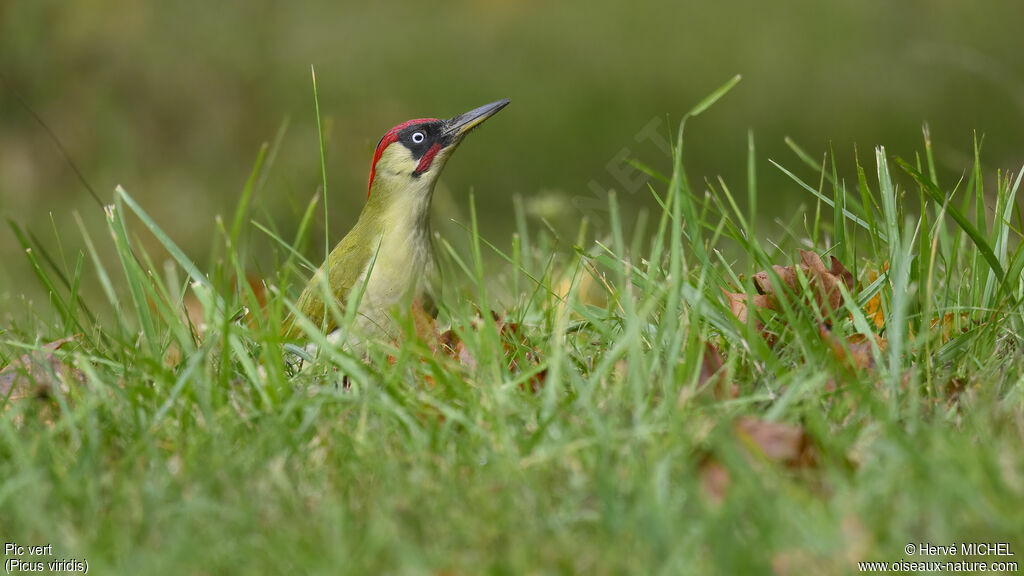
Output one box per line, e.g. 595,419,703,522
2,78,1024,575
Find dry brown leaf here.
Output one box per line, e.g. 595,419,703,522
679,342,736,405
828,256,855,292
748,251,856,321
806,251,843,313
722,288,774,325
753,264,798,296
439,328,477,371
700,417,818,502
721,288,777,347
697,341,725,389
798,251,849,317
727,252,861,349
1,336,84,402
698,457,731,501
819,323,887,371
494,312,546,391
944,376,968,405
410,298,440,355
437,311,546,391
735,417,817,468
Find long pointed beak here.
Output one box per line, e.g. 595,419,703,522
444,99,510,140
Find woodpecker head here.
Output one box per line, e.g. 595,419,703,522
367,99,509,199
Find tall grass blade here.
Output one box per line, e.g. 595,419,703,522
896,159,1004,285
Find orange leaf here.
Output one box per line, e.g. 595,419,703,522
929,313,970,345
819,323,887,371
861,264,887,329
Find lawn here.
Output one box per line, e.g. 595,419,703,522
2,78,1023,575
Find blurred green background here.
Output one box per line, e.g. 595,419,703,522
3,0,1024,317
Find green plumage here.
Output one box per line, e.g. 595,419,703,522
278,98,508,342
279,174,435,341
280,212,377,340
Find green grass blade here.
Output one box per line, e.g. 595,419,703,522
229,142,268,250
687,74,741,117
117,186,214,292
770,159,880,240
896,158,1005,284
311,66,331,289
106,200,159,356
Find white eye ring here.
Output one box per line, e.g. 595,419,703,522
411,131,425,144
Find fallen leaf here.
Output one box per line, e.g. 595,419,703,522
721,288,778,347
929,312,971,345
410,298,440,355
752,264,798,297
697,341,725,389
794,251,849,318
750,251,855,318
722,288,774,325
436,311,545,391
698,456,730,501
944,376,968,404
679,342,735,405
493,312,546,391
827,256,855,293
861,265,887,329
439,328,477,371
727,251,859,345
700,417,818,502
1,336,84,401
819,323,887,371
734,417,817,468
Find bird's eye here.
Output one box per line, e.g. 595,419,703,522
411,131,425,144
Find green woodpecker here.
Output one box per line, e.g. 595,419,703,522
282,99,510,340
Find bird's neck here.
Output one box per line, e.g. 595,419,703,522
364,174,437,242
